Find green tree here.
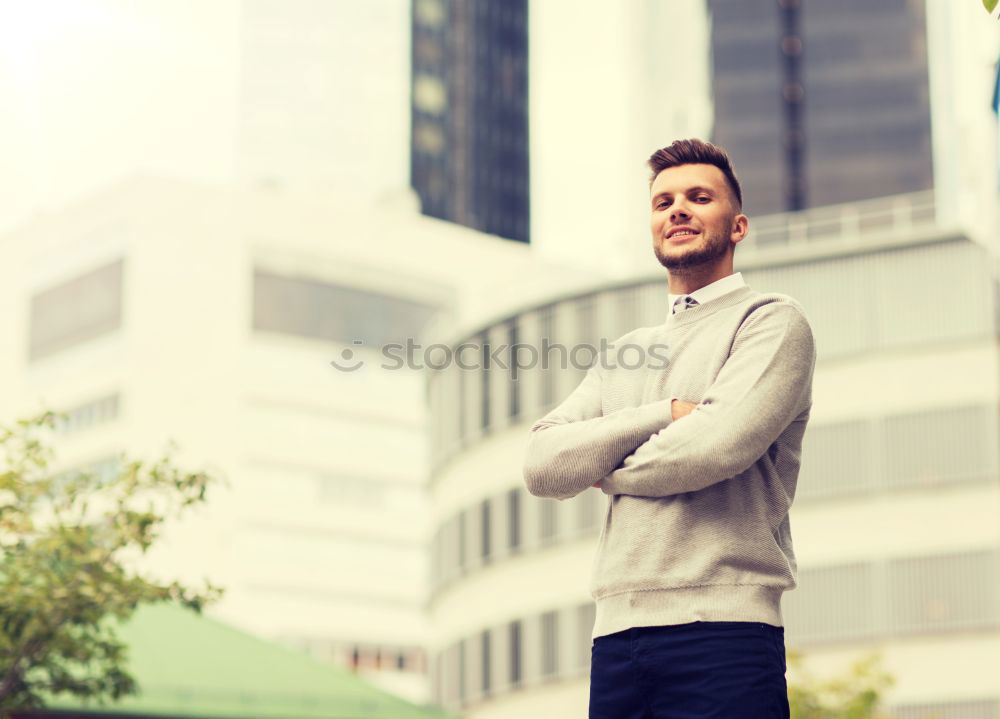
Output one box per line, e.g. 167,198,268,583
0,412,223,717
788,648,896,719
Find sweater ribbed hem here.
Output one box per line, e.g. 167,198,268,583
592,584,785,640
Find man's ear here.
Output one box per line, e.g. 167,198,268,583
731,213,749,243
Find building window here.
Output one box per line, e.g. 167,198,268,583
55,393,121,436
414,34,444,65
507,488,521,552
508,620,522,686
784,549,1000,644
481,629,492,695
540,308,555,407
798,403,998,502
414,0,445,27
508,320,520,419
457,639,466,703
481,498,492,562
457,361,467,446
413,121,446,153
886,551,997,635
577,297,595,346
480,335,491,431
252,269,438,347
541,610,559,677
413,74,447,115
539,499,557,544
457,512,466,572
29,259,124,361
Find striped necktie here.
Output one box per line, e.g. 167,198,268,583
673,295,699,314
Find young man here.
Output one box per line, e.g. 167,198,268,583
522,138,816,718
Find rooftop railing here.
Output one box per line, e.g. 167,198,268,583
744,189,938,251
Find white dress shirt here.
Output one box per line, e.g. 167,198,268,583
665,270,748,408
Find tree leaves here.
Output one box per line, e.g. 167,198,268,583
788,649,896,719
0,413,223,716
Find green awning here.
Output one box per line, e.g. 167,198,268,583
39,602,455,719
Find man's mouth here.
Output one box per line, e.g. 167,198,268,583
666,227,700,241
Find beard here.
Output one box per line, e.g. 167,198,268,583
654,228,731,271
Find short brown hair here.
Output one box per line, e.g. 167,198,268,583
647,139,743,211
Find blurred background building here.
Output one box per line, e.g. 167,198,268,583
410,0,531,244
1,0,999,718
709,0,935,214
0,177,599,704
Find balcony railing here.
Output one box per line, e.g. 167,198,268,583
744,190,938,251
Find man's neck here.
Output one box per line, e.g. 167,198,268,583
667,264,734,295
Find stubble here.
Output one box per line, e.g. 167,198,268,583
654,228,732,272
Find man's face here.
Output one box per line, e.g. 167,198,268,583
649,163,747,272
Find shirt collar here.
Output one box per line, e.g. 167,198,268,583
666,272,746,321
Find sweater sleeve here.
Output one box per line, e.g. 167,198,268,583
522,364,674,500
599,303,816,498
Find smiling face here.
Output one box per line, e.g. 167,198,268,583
650,163,748,274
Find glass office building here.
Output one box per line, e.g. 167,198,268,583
708,0,934,215
411,0,530,243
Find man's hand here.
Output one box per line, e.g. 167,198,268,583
593,400,698,489
671,399,698,420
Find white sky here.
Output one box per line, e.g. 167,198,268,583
0,0,240,234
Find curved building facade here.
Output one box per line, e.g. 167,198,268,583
427,192,1000,718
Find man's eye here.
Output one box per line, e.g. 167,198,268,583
695,196,710,202
656,200,670,209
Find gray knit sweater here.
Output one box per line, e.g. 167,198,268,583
522,284,816,639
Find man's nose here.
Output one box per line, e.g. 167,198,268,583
670,202,691,222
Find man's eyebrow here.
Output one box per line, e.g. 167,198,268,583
651,186,717,201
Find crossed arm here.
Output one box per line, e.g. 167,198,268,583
522,304,816,500
591,399,697,488
520,365,676,500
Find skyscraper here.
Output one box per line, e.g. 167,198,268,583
410,0,530,243
708,0,934,215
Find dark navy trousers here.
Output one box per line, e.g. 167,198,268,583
589,621,789,719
